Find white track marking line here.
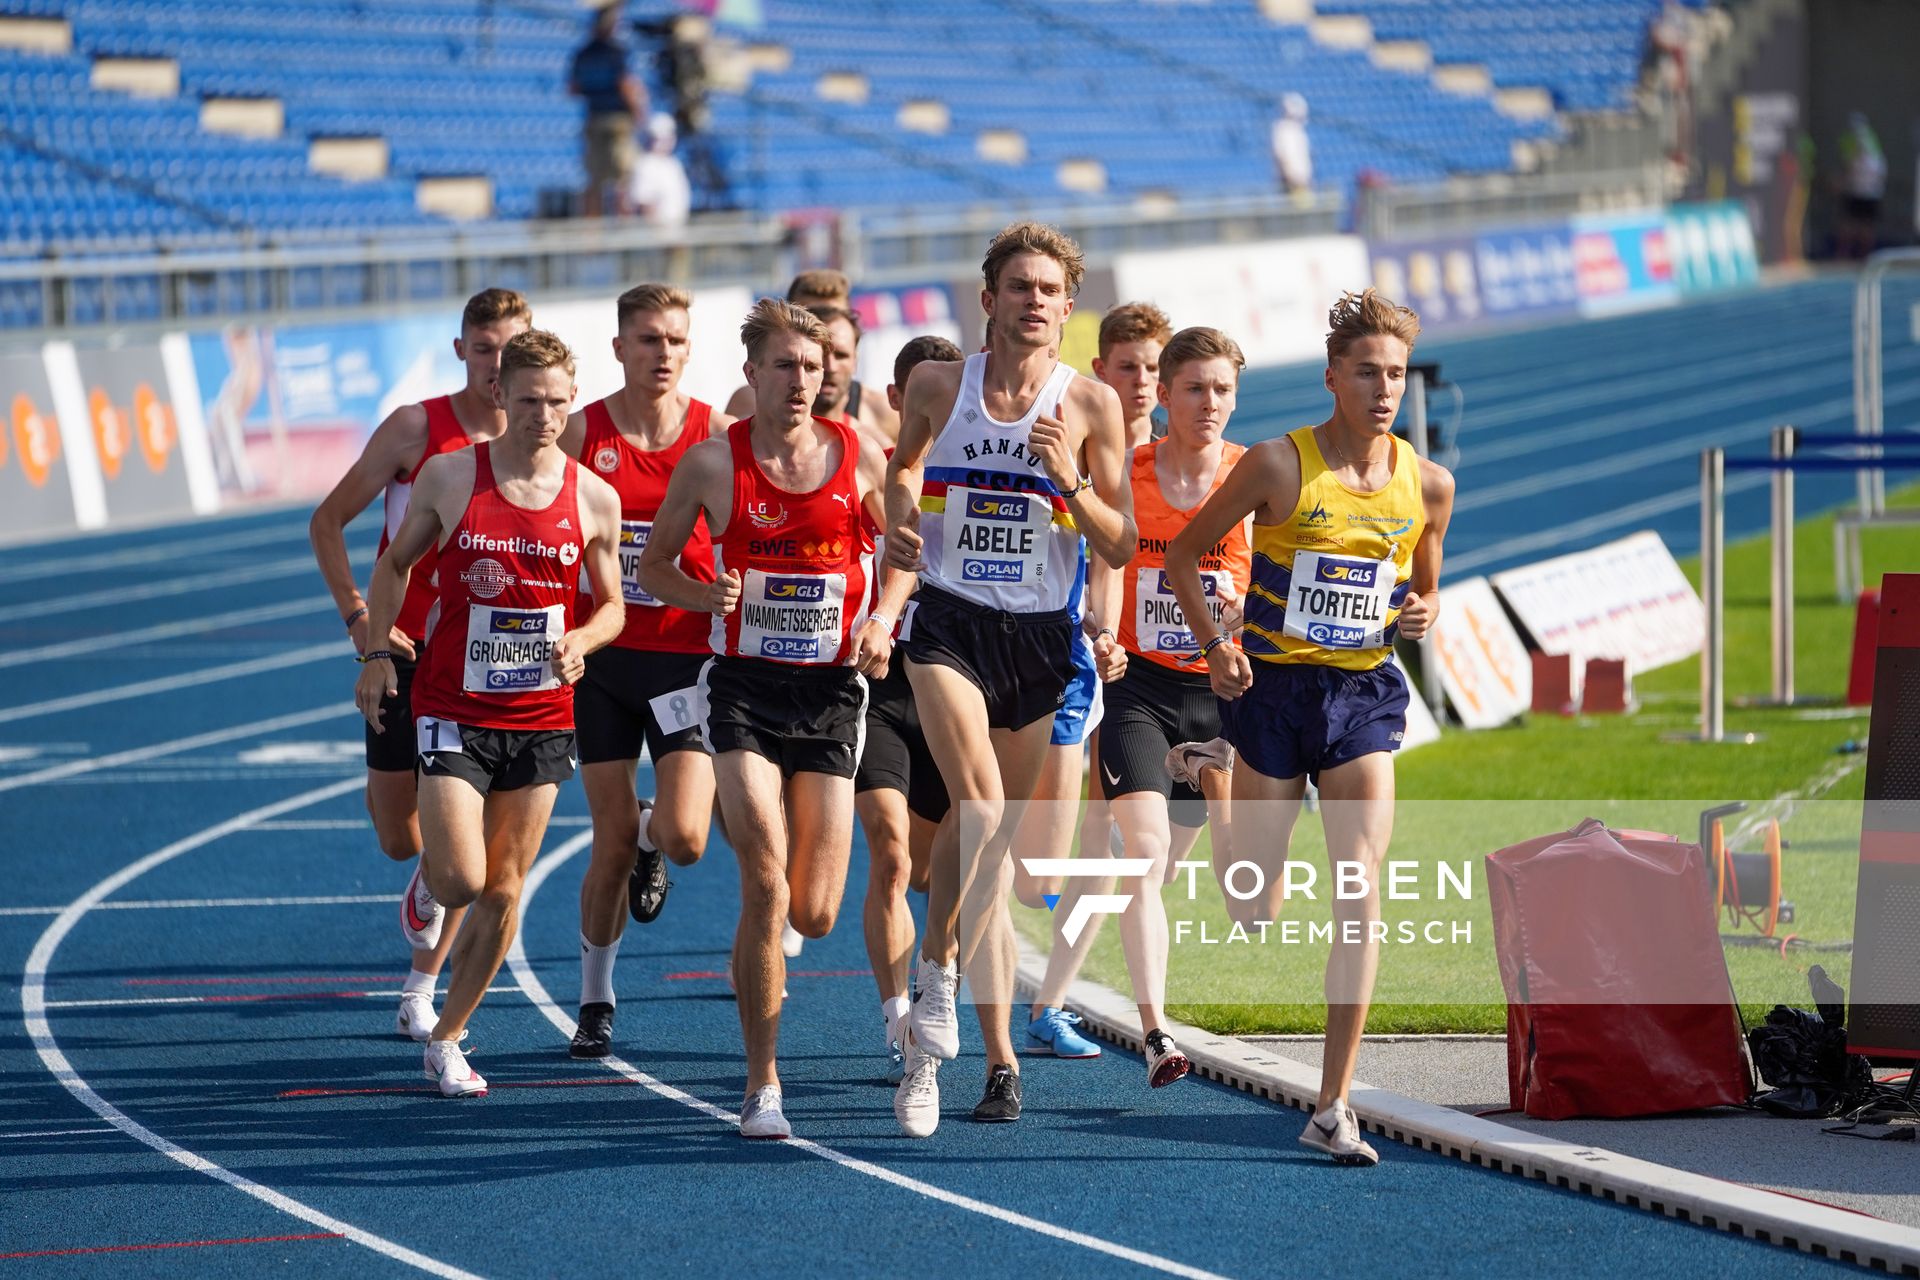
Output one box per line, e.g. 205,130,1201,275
0,647,348,725
21,778,482,1280
0,703,352,792
247,820,371,830
0,520,311,585
25,555,326,617
0,1127,117,1139
1444,472,1770,575
0,597,331,669
510,834,1233,1280
0,895,394,917
47,986,523,1011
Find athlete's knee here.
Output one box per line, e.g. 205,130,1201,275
949,796,1005,845
654,814,708,867
738,863,789,917
366,798,418,862
789,901,836,939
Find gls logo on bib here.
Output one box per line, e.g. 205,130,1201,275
1314,558,1377,587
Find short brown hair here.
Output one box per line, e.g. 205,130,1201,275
1326,288,1421,364
786,269,850,305
982,221,1085,296
616,282,692,327
892,334,963,391
806,303,863,344
1158,326,1246,383
1098,301,1173,359
498,328,576,387
740,297,830,362
462,287,532,332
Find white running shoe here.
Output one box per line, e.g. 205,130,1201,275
1298,1099,1379,1166
909,954,960,1061
395,992,437,1043
1144,1028,1191,1089
422,1039,486,1098
893,1031,941,1137
399,863,445,952
1165,738,1234,790
739,1085,791,1139
781,921,805,959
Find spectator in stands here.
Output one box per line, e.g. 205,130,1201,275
627,112,692,231
1271,93,1312,200
1836,111,1887,260
570,4,649,218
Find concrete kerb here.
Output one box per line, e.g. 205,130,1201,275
1013,945,1920,1277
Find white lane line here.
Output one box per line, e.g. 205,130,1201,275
1445,471,1770,575
0,643,349,724
248,820,372,830
0,597,330,669
0,703,352,792
0,895,394,917
0,520,311,585
47,986,523,1010
26,555,327,618
21,777,482,1280
509,835,1233,1280
0,1126,117,1139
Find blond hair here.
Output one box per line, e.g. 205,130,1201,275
786,269,851,306
616,282,692,327
1098,301,1173,358
462,286,532,332
1326,289,1421,364
498,328,576,387
982,220,1086,296
740,297,830,362
1158,327,1245,383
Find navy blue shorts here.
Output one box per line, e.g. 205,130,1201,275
1218,660,1409,783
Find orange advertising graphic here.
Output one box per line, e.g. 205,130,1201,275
13,393,58,488
133,382,176,473
91,387,130,480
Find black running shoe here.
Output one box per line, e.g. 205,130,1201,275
628,843,670,924
570,1001,615,1059
971,1064,1022,1123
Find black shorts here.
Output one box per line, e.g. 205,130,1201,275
366,654,418,773
903,585,1075,732
699,656,867,780
416,717,577,795
1098,658,1219,829
575,646,709,766
1219,660,1409,783
855,661,950,822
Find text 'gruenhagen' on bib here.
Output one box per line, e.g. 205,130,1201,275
943,486,1052,588
1135,567,1234,655
464,602,566,693
1283,551,1396,650
736,568,849,663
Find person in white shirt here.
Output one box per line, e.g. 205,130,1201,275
627,112,692,229
1271,93,1312,199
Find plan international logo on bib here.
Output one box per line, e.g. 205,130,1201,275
759,636,821,660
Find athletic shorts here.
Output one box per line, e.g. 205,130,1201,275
855,661,950,821
1098,659,1217,827
1050,626,1104,748
415,717,577,795
1219,660,1409,783
903,585,1075,732
699,656,867,780
575,647,709,766
366,654,418,773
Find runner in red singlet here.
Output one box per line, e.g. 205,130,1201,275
309,287,531,1042
639,299,910,1139
556,283,736,1060
355,330,624,1097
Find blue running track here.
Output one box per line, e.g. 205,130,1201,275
2,278,1898,1276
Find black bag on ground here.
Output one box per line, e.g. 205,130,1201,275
1747,968,1875,1118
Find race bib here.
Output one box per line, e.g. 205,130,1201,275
942,486,1050,587
618,520,660,607
736,569,847,663
463,603,565,693
1134,567,1233,655
648,685,701,734
1283,551,1396,650
416,716,464,756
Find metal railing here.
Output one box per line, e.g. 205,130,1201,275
1850,246,1920,516
1358,165,1669,241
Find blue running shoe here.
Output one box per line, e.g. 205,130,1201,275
1028,1007,1101,1058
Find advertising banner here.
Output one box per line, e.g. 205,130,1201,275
1472,222,1579,324
1430,576,1532,728
1665,201,1761,295
72,337,209,525
1369,233,1486,331
0,347,85,540
1570,210,1680,317
1110,236,1371,367
1491,531,1702,674
849,280,966,393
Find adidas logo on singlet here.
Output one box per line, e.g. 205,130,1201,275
557,518,572,530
